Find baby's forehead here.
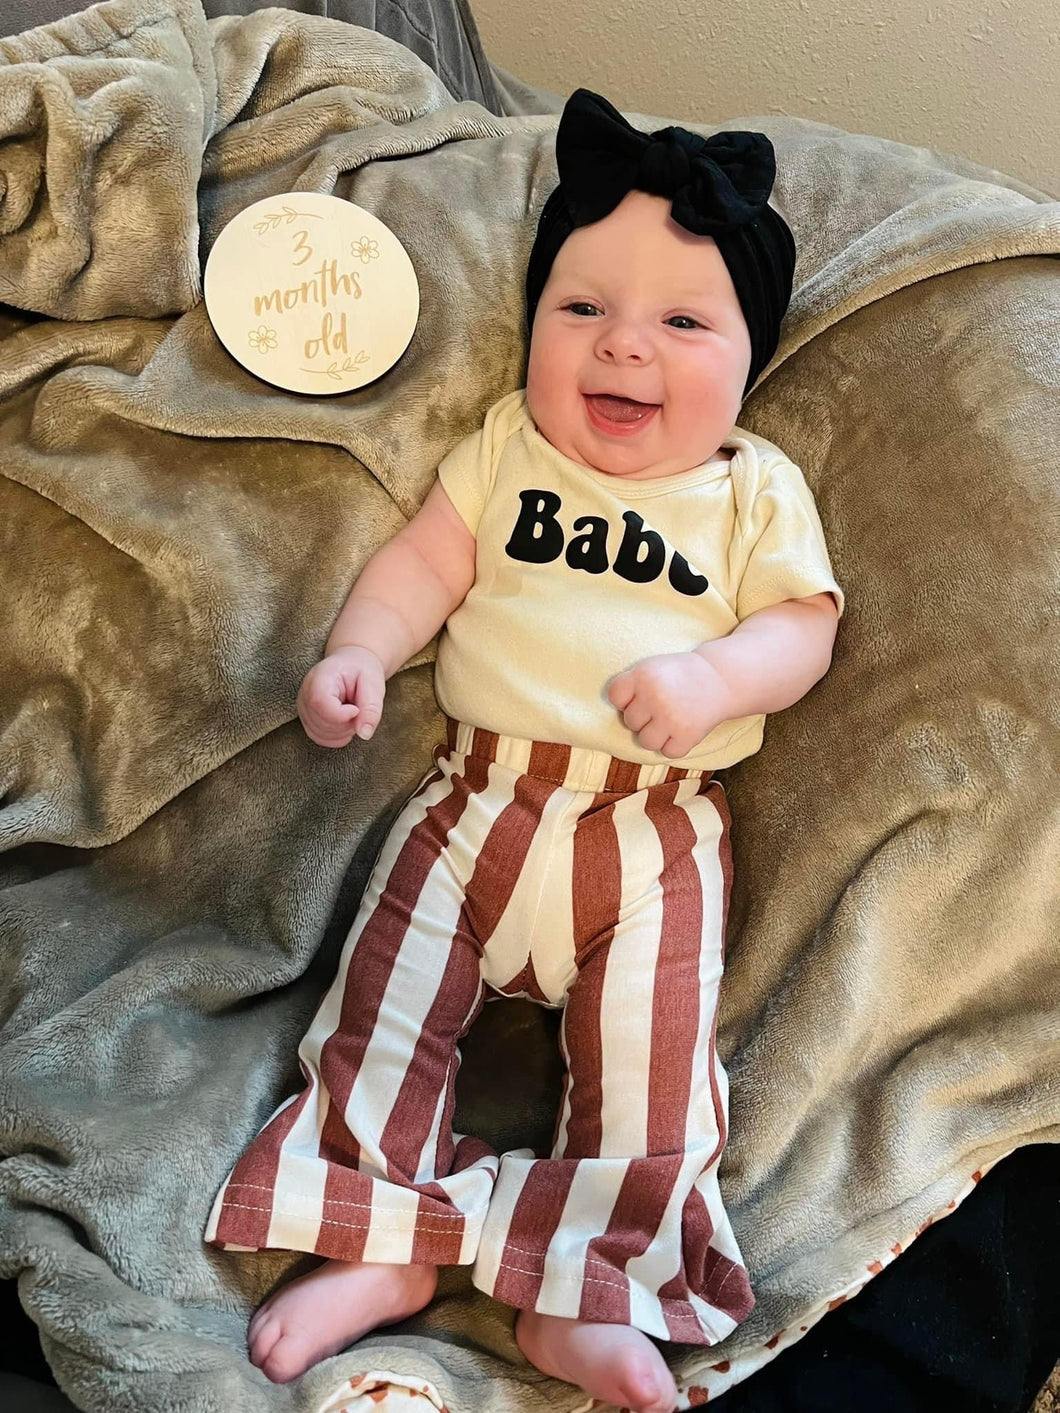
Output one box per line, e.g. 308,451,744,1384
549,199,727,287
550,243,729,301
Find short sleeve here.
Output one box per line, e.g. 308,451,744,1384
436,391,522,535
736,455,845,620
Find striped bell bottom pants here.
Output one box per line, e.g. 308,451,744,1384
206,720,754,1344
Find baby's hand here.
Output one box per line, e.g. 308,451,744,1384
607,651,736,759
297,646,385,748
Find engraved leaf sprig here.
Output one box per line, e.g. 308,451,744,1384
302,351,371,381
253,205,322,235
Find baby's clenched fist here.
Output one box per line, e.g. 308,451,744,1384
607,650,733,759
297,646,385,748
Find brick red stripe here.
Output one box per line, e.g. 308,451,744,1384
643,780,704,1152
658,1186,754,1325
407,996,487,1266
491,788,622,1310
564,791,623,1151
471,726,500,759
655,779,749,1331
452,1134,496,1173
313,758,491,1256
577,779,712,1327
378,928,483,1186
211,1088,311,1247
548,1068,572,1155
491,953,550,1003
527,739,573,784
489,1160,580,1310
705,777,734,962
385,770,559,1259
605,757,641,793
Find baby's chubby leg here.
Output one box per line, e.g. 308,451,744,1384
248,1258,438,1383
515,1311,678,1413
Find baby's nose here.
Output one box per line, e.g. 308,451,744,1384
597,322,652,361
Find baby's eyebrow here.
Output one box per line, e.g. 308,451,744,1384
559,288,715,307
556,275,718,305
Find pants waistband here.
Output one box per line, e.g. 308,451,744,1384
441,719,711,794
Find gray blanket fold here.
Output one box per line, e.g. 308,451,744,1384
1,2,1058,1411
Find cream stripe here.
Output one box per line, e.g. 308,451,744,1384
456,1149,502,1266
679,785,727,1157
562,745,601,791
682,783,745,1327
415,1081,451,1188
494,734,534,776
551,1016,575,1157
689,1287,739,1342
343,763,517,1177
412,970,489,1187
266,1088,331,1250
361,1180,421,1264
611,778,727,1331
535,1160,627,1317
623,1147,707,1336
293,765,459,1119
482,782,572,1003
203,1090,299,1241
597,789,663,1159
469,1147,536,1294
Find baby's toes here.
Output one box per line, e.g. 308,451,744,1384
261,1330,319,1384
618,1354,677,1413
248,1314,283,1370
247,1302,271,1343
635,1374,678,1413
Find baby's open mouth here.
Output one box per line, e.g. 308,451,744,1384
584,393,660,425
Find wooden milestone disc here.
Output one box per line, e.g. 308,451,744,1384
204,193,420,395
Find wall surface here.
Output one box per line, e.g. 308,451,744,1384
475,0,1058,196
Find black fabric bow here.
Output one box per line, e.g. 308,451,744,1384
556,88,777,238
524,88,797,396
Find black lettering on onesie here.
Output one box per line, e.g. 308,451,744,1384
504,490,564,564
504,489,709,597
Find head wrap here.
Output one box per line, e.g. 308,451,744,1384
525,88,797,396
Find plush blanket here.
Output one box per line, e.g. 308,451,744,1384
1,2,1059,1411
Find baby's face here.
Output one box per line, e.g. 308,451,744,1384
525,190,753,480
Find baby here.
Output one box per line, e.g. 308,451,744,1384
206,89,844,1413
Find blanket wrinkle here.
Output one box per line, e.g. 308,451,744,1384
0,2,1058,1411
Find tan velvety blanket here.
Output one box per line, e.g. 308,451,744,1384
1,2,1059,1410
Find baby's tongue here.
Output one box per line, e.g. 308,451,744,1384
587,393,657,423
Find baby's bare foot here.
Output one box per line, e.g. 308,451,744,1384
248,1258,437,1383
515,1310,678,1413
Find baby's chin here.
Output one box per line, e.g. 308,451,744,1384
529,397,725,479
547,427,716,481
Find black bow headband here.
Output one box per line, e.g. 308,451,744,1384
525,89,797,396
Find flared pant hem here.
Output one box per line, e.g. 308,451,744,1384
208,1185,751,1345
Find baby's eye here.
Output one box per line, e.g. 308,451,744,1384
565,302,601,317
666,315,702,330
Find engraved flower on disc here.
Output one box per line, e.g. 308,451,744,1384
248,325,278,353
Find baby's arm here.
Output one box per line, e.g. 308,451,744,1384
693,591,839,716
608,592,838,759
298,480,476,747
